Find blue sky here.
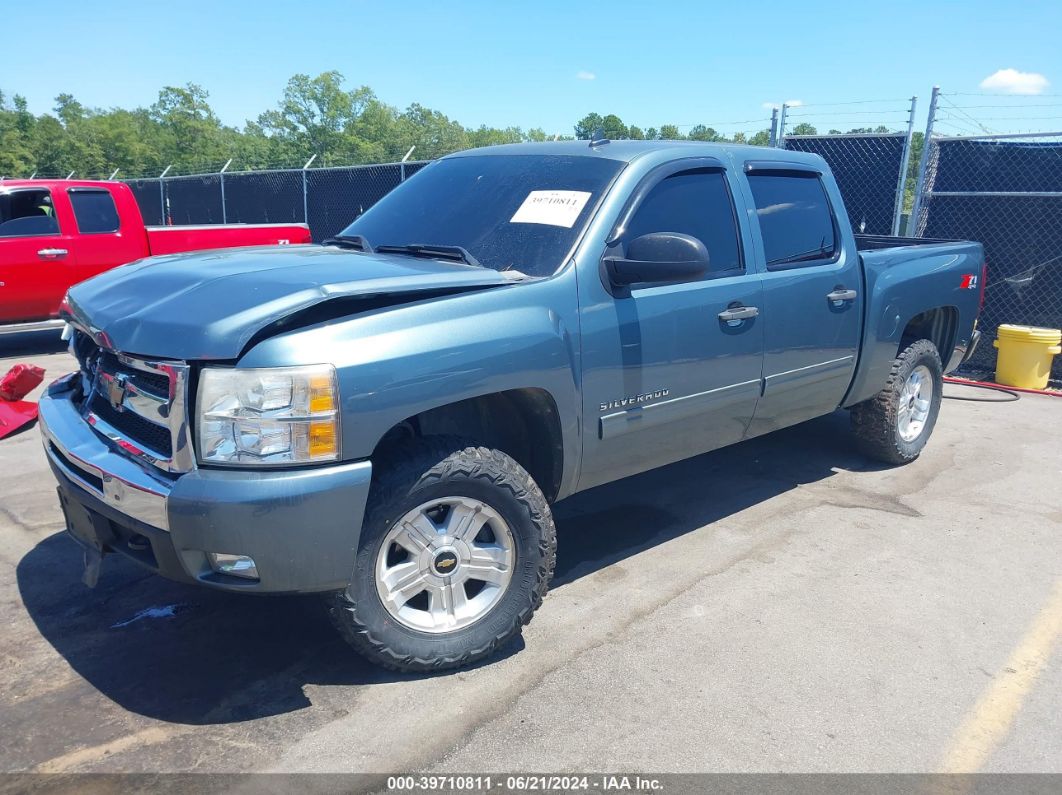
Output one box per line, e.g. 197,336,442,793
7,0,1061,137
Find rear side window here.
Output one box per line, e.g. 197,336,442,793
625,169,742,276
747,173,837,268
69,189,120,234
0,189,59,238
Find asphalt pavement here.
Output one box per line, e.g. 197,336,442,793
1,330,1059,776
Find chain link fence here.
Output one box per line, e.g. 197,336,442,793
124,161,429,241
776,97,919,236
782,133,911,235
913,131,1062,380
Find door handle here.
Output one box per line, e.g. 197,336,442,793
38,248,68,259
827,288,857,303
718,305,759,326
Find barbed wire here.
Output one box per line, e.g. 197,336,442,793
672,117,772,129
786,109,910,118
945,91,1062,98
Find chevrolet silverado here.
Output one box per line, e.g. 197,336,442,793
39,141,984,671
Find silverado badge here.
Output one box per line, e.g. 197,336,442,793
600,389,670,413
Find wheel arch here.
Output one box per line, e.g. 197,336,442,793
897,306,959,362
372,388,565,503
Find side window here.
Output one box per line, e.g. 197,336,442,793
69,189,120,234
0,189,60,238
747,173,837,269
625,169,742,276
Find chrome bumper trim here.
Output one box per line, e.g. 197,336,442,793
67,323,197,475
39,378,174,531
0,319,65,336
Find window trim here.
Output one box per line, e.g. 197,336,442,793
0,187,61,239
67,187,122,235
602,157,746,290
746,170,841,272
744,159,823,176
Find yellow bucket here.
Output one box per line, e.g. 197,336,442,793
993,324,1062,390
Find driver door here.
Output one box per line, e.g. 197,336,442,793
576,161,765,490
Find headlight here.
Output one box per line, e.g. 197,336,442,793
197,364,340,465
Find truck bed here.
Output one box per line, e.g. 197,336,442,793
854,234,960,251
145,223,311,256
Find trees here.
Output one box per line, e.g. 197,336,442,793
150,84,230,169
576,114,783,146
3,76,807,178
687,124,722,142
573,112,604,140
574,112,629,139
256,72,383,164
0,91,34,176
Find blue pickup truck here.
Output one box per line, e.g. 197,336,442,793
40,140,984,671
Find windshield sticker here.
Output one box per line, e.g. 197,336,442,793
510,190,592,228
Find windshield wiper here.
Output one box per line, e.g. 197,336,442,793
375,243,481,268
322,234,374,252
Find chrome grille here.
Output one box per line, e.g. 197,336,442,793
70,329,196,473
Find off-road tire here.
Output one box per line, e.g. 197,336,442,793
328,436,556,673
850,339,943,465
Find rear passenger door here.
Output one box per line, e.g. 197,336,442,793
65,187,142,284
740,162,863,435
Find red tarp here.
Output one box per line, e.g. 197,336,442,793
0,364,45,439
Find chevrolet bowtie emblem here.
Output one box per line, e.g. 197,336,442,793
104,374,127,412
436,558,455,569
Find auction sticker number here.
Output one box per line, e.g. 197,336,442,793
510,190,592,228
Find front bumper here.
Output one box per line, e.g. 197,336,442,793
39,377,373,593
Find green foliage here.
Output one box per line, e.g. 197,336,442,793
1,75,788,179
687,125,721,142
574,112,630,139
0,74,567,178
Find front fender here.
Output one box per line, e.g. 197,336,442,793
238,275,582,495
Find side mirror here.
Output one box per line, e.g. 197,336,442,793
604,232,709,288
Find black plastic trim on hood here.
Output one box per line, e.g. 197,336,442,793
236,284,507,360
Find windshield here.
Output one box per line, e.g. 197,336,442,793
337,154,624,277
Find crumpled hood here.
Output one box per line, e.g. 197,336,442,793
65,244,511,360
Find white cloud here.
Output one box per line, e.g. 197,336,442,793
762,99,804,110
576,71,596,81
979,68,1049,95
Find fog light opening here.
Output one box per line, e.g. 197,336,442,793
207,552,259,581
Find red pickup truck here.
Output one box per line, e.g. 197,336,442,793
0,179,311,333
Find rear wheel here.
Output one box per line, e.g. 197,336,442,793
851,339,943,465
328,437,556,673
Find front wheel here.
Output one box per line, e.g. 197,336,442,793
328,437,556,673
851,339,943,465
